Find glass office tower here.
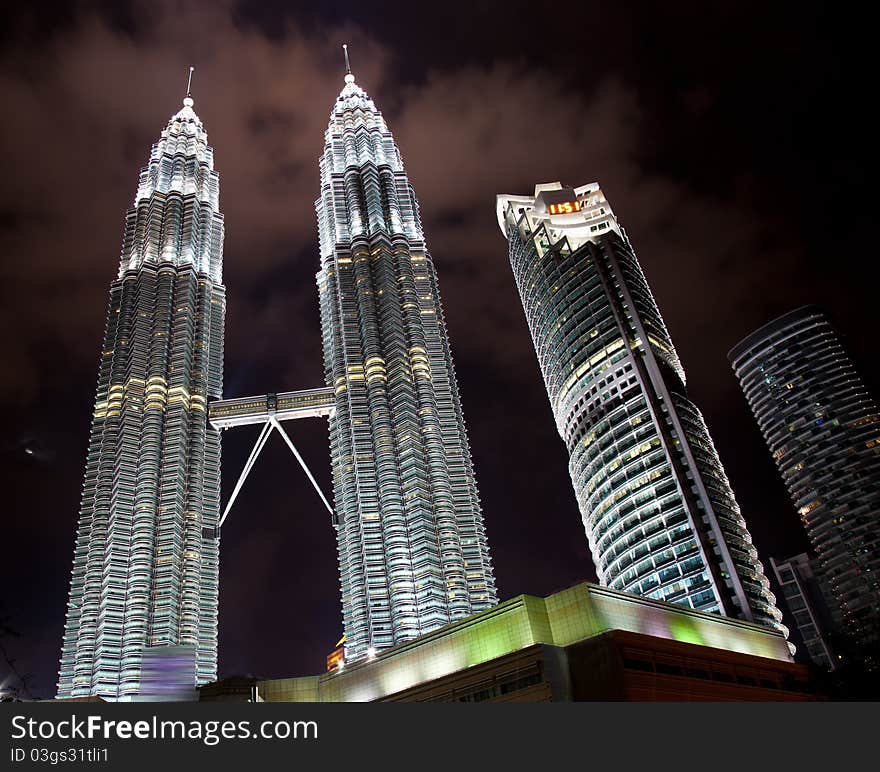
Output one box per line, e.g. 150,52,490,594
730,306,880,659
316,65,497,663
57,94,225,699
496,182,785,635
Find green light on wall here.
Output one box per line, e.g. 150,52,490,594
464,625,522,664
669,616,706,646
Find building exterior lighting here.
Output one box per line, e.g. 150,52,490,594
315,58,498,664
730,306,880,660
496,182,786,637
57,91,225,700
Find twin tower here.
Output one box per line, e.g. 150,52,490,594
57,62,784,700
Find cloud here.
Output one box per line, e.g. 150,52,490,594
0,1,387,402
0,0,796,409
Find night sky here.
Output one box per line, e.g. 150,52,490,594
1,1,875,698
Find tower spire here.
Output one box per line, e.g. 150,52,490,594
184,66,195,107
342,44,354,83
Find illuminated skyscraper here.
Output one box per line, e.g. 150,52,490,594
316,57,497,662
496,182,785,635
730,306,880,659
57,88,225,699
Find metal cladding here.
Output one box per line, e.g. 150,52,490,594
316,69,497,662
730,306,880,655
496,182,786,636
57,96,225,699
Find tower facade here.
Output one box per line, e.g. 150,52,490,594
316,67,496,662
57,95,225,699
496,182,785,634
770,553,840,670
730,306,880,657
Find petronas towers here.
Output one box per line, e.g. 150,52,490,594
317,68,496,661
58,93,225,699
58,62,496,698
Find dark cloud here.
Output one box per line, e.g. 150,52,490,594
0,0,871,696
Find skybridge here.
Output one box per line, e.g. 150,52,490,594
208,387,335,429
208,387,337,532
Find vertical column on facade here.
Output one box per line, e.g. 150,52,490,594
376,170,446,626
352,233,404,647
370,238,428,642
86,275,136,692
387,238,444,627
376,241,426,631
60,281,124,695
425,250,493,609
150,269,192,648
329,250,371,655
180,276,210,674
99,269,151,695
118,264,165,692
406,247,468,620
199,281,224,684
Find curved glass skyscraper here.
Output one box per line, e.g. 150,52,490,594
730,306,880,657
57,93,225,699
496,182,785,634
316,65,497,662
